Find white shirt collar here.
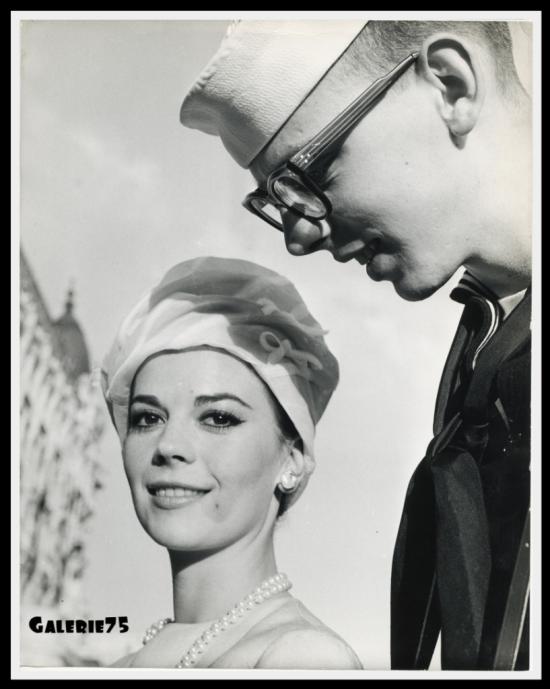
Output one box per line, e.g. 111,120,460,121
498,289,528,320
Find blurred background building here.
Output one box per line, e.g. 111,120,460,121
19,249,107,666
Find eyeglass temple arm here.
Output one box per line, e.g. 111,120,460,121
292,52,419,169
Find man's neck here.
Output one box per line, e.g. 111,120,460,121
465,111,532,298
465,260,531,299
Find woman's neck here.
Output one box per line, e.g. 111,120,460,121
169,538,279,623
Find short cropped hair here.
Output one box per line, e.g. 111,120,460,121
344,21,524,98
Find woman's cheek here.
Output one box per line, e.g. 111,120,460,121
206,438,264,487
122,437,151,481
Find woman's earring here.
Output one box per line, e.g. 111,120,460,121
278,471,299,494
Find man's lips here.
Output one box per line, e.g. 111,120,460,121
353,238,382,266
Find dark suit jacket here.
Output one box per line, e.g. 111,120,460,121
391,285,531,670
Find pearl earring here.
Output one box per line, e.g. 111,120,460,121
278,471,299,493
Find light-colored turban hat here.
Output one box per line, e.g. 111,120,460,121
101,256,339,507
180,20,367,168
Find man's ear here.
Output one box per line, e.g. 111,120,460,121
417,33,485,142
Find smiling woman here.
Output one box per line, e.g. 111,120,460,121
100,256,362,669
125,349,297,554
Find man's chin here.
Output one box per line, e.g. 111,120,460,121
392,279,442,302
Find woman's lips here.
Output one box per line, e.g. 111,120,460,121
147,483,211,508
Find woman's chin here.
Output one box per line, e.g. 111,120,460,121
138,519,204,551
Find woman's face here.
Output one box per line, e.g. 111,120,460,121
123,348,289,552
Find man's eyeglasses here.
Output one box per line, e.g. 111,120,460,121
243,51,419,232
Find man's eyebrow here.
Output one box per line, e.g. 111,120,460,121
130,394,163,407
194,394,252,409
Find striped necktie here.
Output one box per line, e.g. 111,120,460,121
451,272,501,368
438,272,503,430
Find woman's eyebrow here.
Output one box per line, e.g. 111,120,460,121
194,393,252,409
130,394,163,407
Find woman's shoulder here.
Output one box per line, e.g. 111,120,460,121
256,626,363,670
252,598,363,670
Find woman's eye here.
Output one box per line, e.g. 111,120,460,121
130,411,164,430
200,410,243,430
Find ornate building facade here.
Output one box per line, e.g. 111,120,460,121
20,250,106,665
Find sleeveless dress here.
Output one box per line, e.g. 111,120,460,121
111,594,362,670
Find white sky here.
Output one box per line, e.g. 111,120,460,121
16,15,540,676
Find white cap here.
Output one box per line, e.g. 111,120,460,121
180,20,367,168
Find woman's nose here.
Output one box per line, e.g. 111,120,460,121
280,210,332,256
153,423,196,465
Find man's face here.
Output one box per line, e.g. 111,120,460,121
250,71,481,302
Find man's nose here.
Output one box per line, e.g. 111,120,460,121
280,209,332,256
153,421,197,465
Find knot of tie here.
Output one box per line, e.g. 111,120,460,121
450,278,502,375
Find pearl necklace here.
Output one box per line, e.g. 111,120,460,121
142,572,292,668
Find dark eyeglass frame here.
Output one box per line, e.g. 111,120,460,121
243,51,419,231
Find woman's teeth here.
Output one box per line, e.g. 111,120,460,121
153,487,206,497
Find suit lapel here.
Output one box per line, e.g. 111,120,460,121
463,289,531,423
